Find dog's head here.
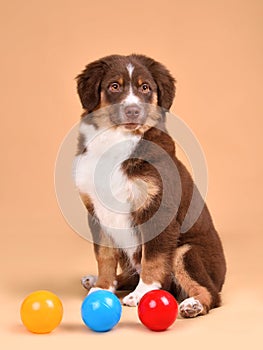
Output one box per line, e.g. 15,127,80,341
76,54,176,132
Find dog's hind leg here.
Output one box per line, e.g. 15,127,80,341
174,244,222,318
116,271,139,291
115,248,140,291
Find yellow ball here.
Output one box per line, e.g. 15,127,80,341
20,290,63,334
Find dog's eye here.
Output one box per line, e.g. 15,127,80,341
109,82,121,92
139,83,150,93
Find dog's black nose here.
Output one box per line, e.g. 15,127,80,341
125,105,141,119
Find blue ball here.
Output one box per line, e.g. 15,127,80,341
81,290,122,332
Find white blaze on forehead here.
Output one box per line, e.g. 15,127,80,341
124,87,140,105
126,63,134,78
124,63,139,105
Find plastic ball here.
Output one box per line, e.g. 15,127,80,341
20,290,63,334
138,290,178,331
81,290,122,332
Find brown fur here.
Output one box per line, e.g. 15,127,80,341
76,54,226,316
94,244,118,290
174,245,213,315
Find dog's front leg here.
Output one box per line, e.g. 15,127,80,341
122,255,166,306
123,221,178,306
88,244,119,294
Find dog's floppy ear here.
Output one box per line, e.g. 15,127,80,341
76,59,105,112
130,54,176,110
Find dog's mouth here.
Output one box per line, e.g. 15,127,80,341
123,123,141,130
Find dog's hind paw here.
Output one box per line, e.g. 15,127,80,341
179,297,203,318
81,275,98,290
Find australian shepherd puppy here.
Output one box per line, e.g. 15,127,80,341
74,54,226,317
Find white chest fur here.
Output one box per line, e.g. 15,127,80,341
74,123,142,254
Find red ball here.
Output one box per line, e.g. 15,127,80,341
138,290,178,331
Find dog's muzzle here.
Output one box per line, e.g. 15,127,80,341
122,104,144,129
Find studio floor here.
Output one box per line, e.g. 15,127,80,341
1,214,262,350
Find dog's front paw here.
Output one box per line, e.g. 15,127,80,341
88,287,103,295
123,291,142,307
81,275,98,290
122,279,161,307
179,297,203,318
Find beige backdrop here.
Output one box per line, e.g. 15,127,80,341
1,0,262,349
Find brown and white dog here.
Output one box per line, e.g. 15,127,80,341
74,54,226,317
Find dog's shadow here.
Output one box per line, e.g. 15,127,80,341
5,274,132,301
5,275,86,299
